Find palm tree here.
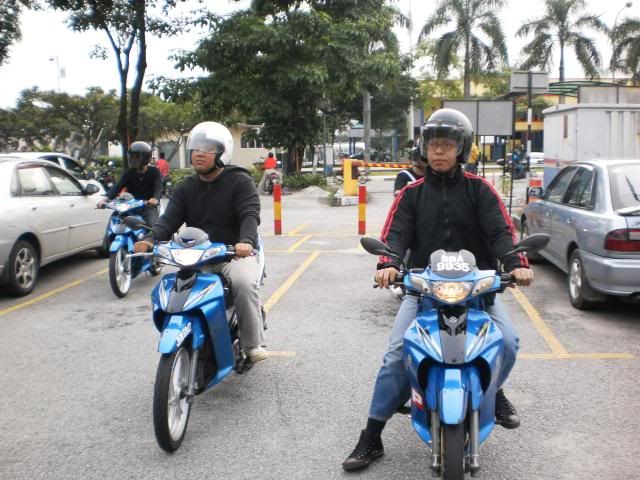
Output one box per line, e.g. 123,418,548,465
419,0,508,98
517,0,608,82
611,17,640,85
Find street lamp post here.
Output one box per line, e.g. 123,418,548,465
612,2,633,82
48,56,61,92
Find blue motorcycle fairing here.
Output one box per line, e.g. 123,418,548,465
109,234,134,253
158,313,205,353
151,271,235,388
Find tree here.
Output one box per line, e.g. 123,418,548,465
0,0,35,66
517,0,608,81
611,17,640,85
419,0,508,98
48,0,183,165
169,0,413,173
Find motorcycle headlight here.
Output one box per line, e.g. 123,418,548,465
115,204,130,212
431,281,473,304
202,246,225,260
171,249,203,266
156,245,172,260
472,277,496,297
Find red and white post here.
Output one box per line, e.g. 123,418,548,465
358,184,366,235
273,183,282,235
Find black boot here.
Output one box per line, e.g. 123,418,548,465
342,430,384,472
495,388,520,429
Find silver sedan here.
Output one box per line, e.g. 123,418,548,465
0,157,111,296
521,159,640,309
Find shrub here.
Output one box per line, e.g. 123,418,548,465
282,173,327,190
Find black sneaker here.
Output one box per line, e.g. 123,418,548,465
495,388,520,429
342,430,384,472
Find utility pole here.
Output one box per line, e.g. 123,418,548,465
526,70,533,174
363,89,371,163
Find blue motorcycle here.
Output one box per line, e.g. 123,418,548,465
360,234,548,479
123,220,266,452
103,193,161,297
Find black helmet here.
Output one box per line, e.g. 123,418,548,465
421,109,474,164
128,141,152,167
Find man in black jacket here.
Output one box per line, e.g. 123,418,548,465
133,122,267,363
98,141,162,226
343,109,534,472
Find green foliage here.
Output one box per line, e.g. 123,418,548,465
167,0,414,173
611,18,640,84
418,0,509,97
167,168,194,186
0,1,36,66
517,0,608,81
282,173,327,190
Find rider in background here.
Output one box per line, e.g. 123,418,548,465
98,141,162,226
155,151,170,178
133,122,268,363
257,152,282,195
393,146,425,196
342,108,533,472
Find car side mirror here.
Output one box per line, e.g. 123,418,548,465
528,186,544,198
83,183,100,195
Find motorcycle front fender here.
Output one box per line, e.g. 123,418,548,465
438,368,468,425
158,313,205,354
109,234,130,253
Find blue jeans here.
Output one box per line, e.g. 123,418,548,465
368,295,520,422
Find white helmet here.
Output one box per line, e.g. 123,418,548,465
186,121,234,165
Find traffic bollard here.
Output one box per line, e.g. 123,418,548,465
274,183,282,235
358,184,366,235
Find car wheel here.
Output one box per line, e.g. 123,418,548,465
96,232,110,258
568,250,602,310
7,240,39,296
521,220,542,262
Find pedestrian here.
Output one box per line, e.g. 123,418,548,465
466,141,480,174
97,141,162,226
155,151,170,178
257,152,282,195
342,108,533,472
133,122,268,363
393,146,425,196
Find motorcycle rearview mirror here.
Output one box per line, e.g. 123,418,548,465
123,216,150,231
359,237,405,267
503,233,550,258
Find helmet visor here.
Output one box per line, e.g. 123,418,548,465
187,134,225,154
421,124,465,157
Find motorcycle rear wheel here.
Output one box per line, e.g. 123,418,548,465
153,347,192,452
441,424,465,479
109,247,131,297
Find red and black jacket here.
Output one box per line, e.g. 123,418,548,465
379,165,528,273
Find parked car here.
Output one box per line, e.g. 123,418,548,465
0,152,106,194
496,152,544,167
521,159,640,309
0,157,112,296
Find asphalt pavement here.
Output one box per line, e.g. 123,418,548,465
0,175,638,480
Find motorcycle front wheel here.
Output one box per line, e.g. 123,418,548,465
153,347,192,452
441,424,465,479
109,247,131,297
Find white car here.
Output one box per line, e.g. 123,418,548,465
0,157,111,296
0,152,106,194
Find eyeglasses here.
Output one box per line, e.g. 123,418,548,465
428,139,458,151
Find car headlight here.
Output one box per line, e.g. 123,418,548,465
431,281,473,304
171,249,203,266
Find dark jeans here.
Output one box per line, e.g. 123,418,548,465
142,204,159,227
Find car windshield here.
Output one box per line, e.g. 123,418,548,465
609,164,640,210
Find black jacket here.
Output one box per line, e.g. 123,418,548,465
151,167,261,248
379,165,528,273
394,168,423,192
106,166,163,201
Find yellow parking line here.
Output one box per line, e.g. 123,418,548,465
0,268,109,318
288,223,310,236
520,353,635,360
267,351,297,358
263,251,321,313
287,235,313,252
509,287,569,355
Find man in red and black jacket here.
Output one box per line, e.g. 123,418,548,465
343,109,534,472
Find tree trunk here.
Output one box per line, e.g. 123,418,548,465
118,72,129,166
128,0,147,143
559,40,565,104
286,145,305,174
464,33,471,98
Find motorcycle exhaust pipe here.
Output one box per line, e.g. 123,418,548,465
430,410,441,476
470,409,481,476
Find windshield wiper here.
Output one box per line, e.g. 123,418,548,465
625,176,640,202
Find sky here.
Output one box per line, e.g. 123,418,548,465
0,0,638,108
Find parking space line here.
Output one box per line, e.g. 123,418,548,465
0,268,108,318
520,353,635,360
287,235,313,252
509,287,568,355
267,351,297,358
288,223,310,236
263,251,321,313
